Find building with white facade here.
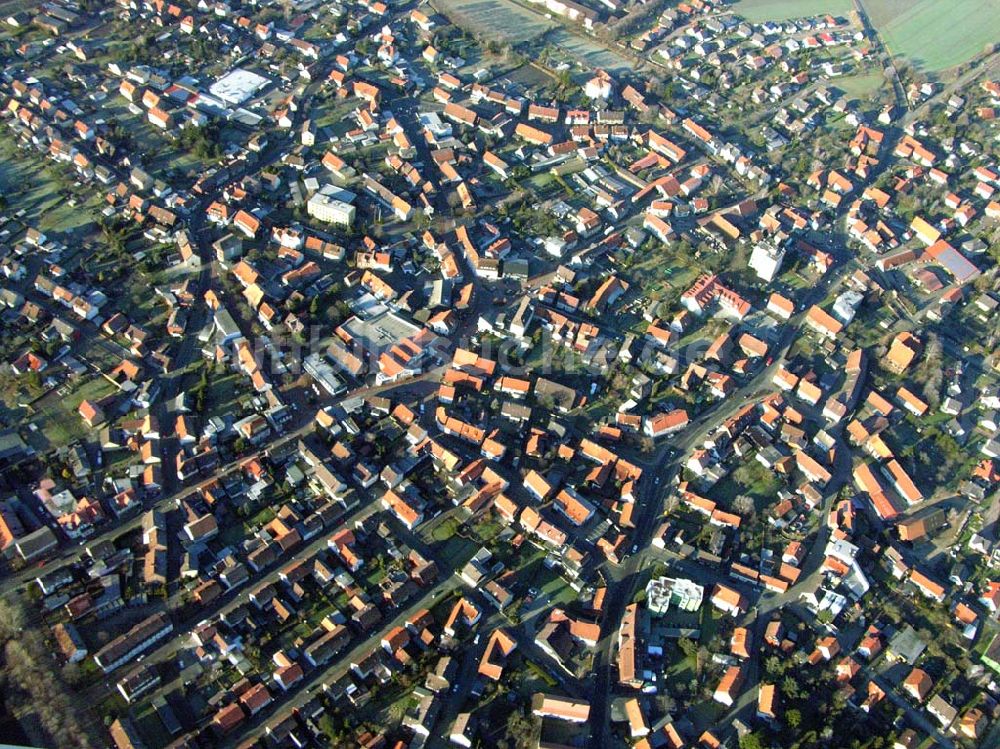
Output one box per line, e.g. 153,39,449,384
646,576,705,615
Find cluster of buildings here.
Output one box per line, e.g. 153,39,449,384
0,0,998,747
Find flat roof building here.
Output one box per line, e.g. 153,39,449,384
646,576,704,615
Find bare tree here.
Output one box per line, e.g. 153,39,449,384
920,332,943,407
0,595,25,641
733,494,756,517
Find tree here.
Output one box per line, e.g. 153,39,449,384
739,733,764,749
4,632,94,748
765,655,785,677
733,494,756,517
504,709,538,749
787,708,802,728
919,332,943,407
677,637,698,659
782,675,803,699
179,123,223,160
0,596,26,641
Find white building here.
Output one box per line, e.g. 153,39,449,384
208,68,271,106
832,289,864,324
307,191,356,226
748,242,785,282
646,576,704,615
584,70,614,100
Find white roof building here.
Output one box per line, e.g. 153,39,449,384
646,576,704,615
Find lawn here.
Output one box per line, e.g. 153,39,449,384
436,534,478,569
699,605,724,646
0,140,102,238
26,376,118,450
547,28,636,74
428,514,460,543
202,371,243,421
708,458,783,515
687,700,725,731
835,71,886,99
666,647,696,683
133,703,174,749
520,658,558,694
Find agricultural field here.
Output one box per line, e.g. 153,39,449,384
430,0,555,42
433,0,635,72
548,27,636,73
866,0,1000,72
733,0,852,23
735,0,998,72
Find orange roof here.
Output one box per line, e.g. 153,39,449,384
714,665,744,699
896,386,928,415
805,305,843,337
910,215,940,244
618,602,638,686
853,462,884,495
886,332,921,372
699,731,721,749
796,451,832,483
909,569,945,600
382,489,422,527
885,459,922,504
443,597,481,634
711,509,742,528
233,209,260,236
555,489,594,526
758,683,777,717
533,694,591,721
523,470,553,500
866,390,894,415
953,602,978,625
514,122,554,145
711,583,745,612
496,376,531,394
478,628,516,680
731,627,750,658
903,667,932,700
684,492,716,515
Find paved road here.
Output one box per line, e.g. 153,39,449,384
88,492,391,680
0,366,449,596
223,577,464,748
853,0,908,113
862,664,957,749
588,246,861,746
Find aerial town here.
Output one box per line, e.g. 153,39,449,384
0,0,998,747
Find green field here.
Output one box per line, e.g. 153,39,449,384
734,0,852,23
868,0,1000,72
0,140,101,237
835,71,885,98
735,0,999,71
25,376,117,451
